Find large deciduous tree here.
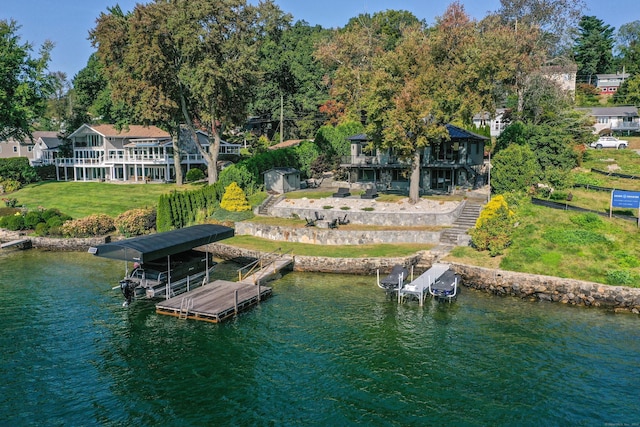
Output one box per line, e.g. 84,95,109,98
0,19,54,141
616,20,640,75
91,0,277,185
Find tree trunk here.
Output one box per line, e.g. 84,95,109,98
172,128,183,186
207,116,221,185
409,150,421,203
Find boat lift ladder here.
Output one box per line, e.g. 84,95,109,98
178,297,193,320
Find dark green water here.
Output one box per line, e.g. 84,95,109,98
0,250,638,426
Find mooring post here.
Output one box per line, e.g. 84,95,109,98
257,283,261,303
234,289,239,315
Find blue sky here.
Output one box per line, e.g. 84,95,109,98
1,0,636,79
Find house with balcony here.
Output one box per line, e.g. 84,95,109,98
472,108,511,138
340,124,487,194
56,124,241,182
578,106,640,135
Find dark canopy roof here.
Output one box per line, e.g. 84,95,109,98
90,224,234,263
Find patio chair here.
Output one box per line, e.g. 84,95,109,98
328,219,339,229
332,187,351,198
338,214,349,225
361,188,378,199
305,217,316,227
314,211,325,221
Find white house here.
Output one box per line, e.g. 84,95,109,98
578,106,640,135
472,108,511,138
56,124,241,182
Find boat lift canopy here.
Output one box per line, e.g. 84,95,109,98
89,224,234,263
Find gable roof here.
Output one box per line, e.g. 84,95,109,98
33,131,64,149
268,139,307,150
68,124,170,139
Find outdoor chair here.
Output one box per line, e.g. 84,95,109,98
305,217,316,227
332,187,351,198
314,211,325,221
338,214,349,225
361,188,378,199
328,219,339,229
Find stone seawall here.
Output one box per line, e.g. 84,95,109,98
450,263,640,313
207,244,640,312
0,229,110,251
234,222,441,245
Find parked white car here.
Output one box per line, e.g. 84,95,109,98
590,136,628,149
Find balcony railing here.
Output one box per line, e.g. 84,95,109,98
340,155,404,166
54,153,209,167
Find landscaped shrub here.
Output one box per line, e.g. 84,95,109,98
0,158,38,184
23,211,43,229
1,179,21,194
2,196,18,207
220,182,251,212
61,214,115,237
1,214,26,231
185,168,205,182
115,208,156,236
470,195,516,256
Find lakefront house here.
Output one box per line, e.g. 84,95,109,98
340,124,487,194
53,124,240,182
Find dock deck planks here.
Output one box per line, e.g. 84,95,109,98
156,280,272,323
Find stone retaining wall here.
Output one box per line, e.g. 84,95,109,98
0,229,110,251
234,222,441,245
268,202,464,226
207,244,640,312
450,263,640,313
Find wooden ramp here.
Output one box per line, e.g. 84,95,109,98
156,280,272,323
0,239,32,250
239,258,294,285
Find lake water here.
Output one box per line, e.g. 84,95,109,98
1,249,638,426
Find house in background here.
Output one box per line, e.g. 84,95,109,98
55,124,241,182
578,106,640,135
0,135,35,163
472,108,511,138
541,62,578,95
32,131,65,166
340,124,487,194
595,73,630,95
263,167,300,193
0,131,64,166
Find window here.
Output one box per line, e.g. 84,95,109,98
597,117,609,124
13,146,17,152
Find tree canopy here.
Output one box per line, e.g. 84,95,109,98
573,16,615,84
0,19,55,141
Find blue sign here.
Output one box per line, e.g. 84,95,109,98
612,190,640,209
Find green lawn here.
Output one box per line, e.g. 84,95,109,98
8,181,201,218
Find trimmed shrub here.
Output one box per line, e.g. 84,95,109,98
186,168,205,182
220,182,251,212
470,195,516,256
61,214,115,237
115,208,156,236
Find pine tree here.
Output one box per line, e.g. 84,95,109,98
220,182,251,212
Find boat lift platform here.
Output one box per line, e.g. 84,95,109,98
398,263,452,305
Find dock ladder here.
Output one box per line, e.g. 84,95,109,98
178,297,193,320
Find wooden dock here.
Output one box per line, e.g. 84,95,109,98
0,239,32,250
156,253,293,323
156,280,272,323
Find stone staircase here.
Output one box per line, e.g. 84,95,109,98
257,194,283,215
439,198,484,246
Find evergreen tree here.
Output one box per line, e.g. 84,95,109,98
573,16,615,84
